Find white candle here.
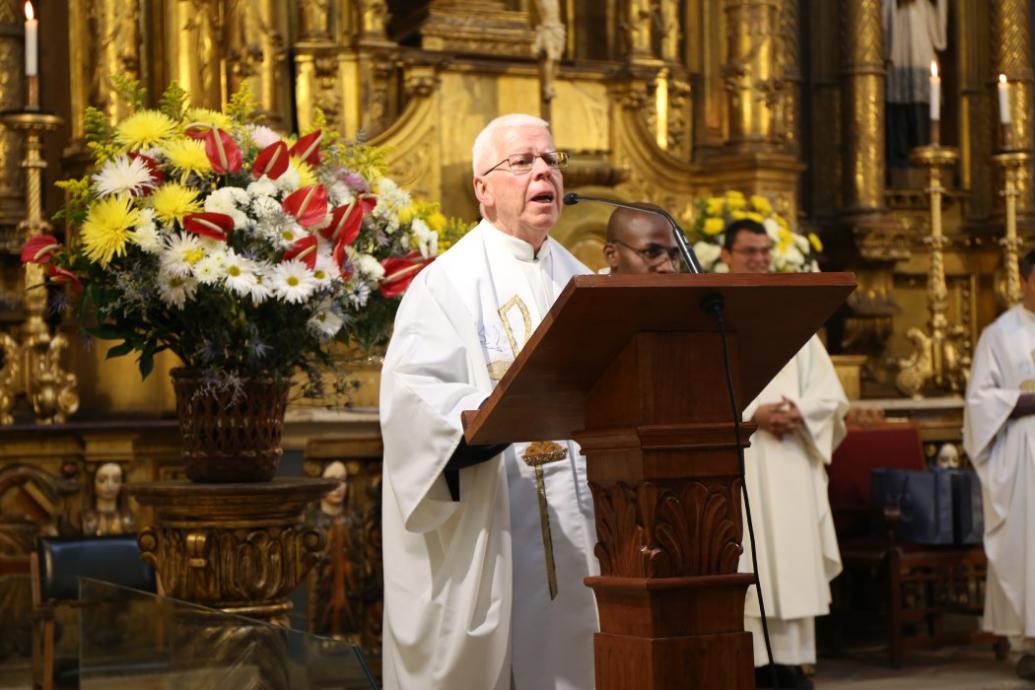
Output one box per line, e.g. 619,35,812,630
929,60,940,122
998,73,1011,124
23,1,37,77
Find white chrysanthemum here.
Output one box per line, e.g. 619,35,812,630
247,178,278,199
692,241,721,271
307,307,344,338
92,155,157,197
762,218,781,241
713,261,730,273
372,177,411,234
312,254,342,287
204,187,251,229
793,232,809,253
274,166,301,193
250,194,281,219
249,272,272,304
219,250,258,296
410,218,438,259
346,281,372,309
129,209,162,254
157,269,197,309
248,125,282,149
270,259,317,304
276,223,307,248
161,232,205,277
328,181,355,207
808,260,819,273
353,253,385,281
192,253,225,285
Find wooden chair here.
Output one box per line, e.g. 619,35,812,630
30,535,156,690
828,421,993,667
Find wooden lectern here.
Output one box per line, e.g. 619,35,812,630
465,272,856,690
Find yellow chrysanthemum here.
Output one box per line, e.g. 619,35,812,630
115,111,178,150
777,227,794,251
81,195,141,266
750,195,772,215
161,138,212,179
725,190,745,200
703,217,725,236
426,212,447,233
151,183,201,225
744,212,764,223
808,232,823,252
398,205,416,225
730,210,746,220
290,157,318,188
705,197,725,216
183,107,233,131
725,193,746,211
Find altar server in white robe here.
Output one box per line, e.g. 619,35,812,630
379,114,599,690
964,249,1035,679
719,219,848,690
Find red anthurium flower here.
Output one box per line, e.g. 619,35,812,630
321,195,375,245
21,234,60,264
290,130,322,167
284,235,318,269
202,128,243,174
46,265,83,292
379,252,433,298
183,212,235,242
282,185,328,228
332,239,350,276
128,152,165,192
252,141,290,180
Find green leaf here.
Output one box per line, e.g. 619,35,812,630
158,81,187,121
226,82,256,124
138,342,157,380
109,74,146,111
105,340,135,359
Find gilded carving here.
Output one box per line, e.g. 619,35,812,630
992,0,1035,221
589,479,743,578
226,0,291,127
299,0,332,40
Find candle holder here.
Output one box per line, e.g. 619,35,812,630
992,149,1030,306
895,144,969,399
0,109,78,424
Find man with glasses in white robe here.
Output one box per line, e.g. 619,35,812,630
379,114,598,690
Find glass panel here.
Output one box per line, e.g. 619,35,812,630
78,577,378,690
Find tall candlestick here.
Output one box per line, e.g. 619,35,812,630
929,60,941,122
23,1,37,77
998,73,1011,124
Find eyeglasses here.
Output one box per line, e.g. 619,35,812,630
613,239,681,265
482,151,569,175
731,245,772,258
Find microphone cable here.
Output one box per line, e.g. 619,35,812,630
700,292,779,690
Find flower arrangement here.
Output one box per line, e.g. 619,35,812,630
687,190,822,273
23,80,447,393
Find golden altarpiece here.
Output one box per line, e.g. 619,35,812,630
0,0,1031,677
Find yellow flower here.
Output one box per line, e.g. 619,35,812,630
183,108,233,131
703,217,725,236
290,157,318,188
151,183,201,225
808,232,823,252
161,138,212,179
81,195,141,266
750,195,772,215
705,197,725,215
777,227,793,251
426,212,447,233
725,192,746,211
398,205,415,225
745,212,764,223
115,111,178,150
730,210,746,220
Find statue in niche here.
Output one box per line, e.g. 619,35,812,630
81,462,136,537
308,461,364,642
533,0,567,118
882,0,948,182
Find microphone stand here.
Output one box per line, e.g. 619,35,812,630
562,192,703,274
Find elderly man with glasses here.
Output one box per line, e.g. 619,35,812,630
379,114,598,690
719,218,848,690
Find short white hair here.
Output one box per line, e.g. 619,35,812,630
471,114,550,178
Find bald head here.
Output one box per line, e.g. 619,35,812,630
603,204,679,274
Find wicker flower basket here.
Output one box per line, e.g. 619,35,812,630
171,368,292,483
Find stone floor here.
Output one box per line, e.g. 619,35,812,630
814,642,1033,689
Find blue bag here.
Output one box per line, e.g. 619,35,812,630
870,468,955,545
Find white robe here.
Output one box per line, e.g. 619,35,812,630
738,336,848,665
882,0,948,103
379,220,599,690
963,305,1035,638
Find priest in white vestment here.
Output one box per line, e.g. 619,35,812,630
964,249,1035,680
379,114,599,690
720,219,848,690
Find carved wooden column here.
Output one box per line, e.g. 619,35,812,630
777,0,802,156
992,0,1035,227
723,0,781,150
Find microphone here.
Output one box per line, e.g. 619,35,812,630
562,192,703,274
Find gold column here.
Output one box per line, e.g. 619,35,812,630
958,0,994,225
161,0,224,108
625,0,653,61
777,0,801,156
0,0,23,225
723,0,780,150
839,0,885,217
991,0,1035,225
225,0,291,127
295,1,339,135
